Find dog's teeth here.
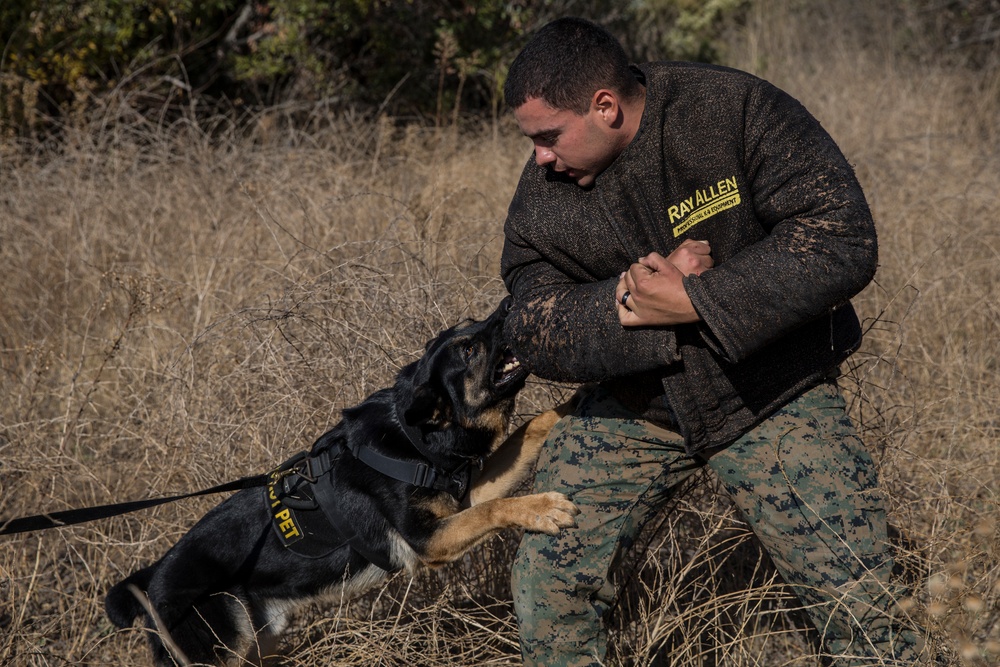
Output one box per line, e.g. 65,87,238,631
502,360,520,373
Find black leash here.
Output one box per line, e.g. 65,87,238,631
0,473,270,536
1,406,475,540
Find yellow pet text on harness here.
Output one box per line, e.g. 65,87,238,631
273,508,301,540
268,473,304,545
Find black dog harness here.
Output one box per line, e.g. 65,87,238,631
265,408,483,570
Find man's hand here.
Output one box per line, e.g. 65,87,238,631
615,239,713,327
666,238,713,277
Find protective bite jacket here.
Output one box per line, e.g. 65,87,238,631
502,62,877,452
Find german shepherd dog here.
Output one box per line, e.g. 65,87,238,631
105,298,579,666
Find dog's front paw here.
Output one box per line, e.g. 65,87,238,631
521,492,580,535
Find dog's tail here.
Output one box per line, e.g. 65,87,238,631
104,566,155,628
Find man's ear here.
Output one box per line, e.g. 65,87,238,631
403,384,450,428
591,89,620,125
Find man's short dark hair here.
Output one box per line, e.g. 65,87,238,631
504,17,641,114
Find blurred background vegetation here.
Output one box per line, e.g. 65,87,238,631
2,0,997,136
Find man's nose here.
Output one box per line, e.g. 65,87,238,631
534,145,556,166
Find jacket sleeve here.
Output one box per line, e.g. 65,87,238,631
684,80,878,364
501,198,681,383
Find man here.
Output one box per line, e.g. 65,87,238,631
500,17,925,667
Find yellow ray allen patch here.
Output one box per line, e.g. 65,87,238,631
668,176,741,237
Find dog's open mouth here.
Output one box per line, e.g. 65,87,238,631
493,348,528,389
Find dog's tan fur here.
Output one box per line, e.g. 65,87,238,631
469,394,582,506
417,394,583,568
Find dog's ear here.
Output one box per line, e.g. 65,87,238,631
403,384,452,428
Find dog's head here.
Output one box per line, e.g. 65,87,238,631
398,297,529,450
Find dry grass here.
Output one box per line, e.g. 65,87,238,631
2,3,998,665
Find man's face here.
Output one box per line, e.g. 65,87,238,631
513,96,622,188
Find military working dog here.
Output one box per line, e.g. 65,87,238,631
105,298,579,666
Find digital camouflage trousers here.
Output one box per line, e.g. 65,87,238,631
512,380,927,666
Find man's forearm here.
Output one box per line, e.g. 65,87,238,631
504,277,681,382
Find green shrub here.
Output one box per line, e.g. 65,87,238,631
0,0,236,134
0,0,757,135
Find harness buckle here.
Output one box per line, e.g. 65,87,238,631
269,451,309,482
411,462,432,488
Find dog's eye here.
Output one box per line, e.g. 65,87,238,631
463,343,477,360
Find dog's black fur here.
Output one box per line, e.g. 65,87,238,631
105,299,579,666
